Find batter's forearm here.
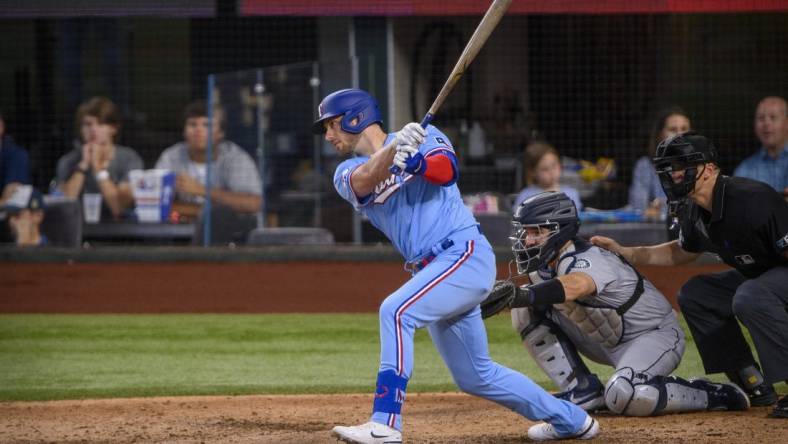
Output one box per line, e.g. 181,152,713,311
351,143,397,196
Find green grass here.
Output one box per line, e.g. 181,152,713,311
0,314,784,401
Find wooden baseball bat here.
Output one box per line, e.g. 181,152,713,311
391,0,512,174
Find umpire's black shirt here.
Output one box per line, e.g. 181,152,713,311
678,175,788,278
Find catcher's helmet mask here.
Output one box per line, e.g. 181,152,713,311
511,221,561,275
511,192,580,275
653,132,717,203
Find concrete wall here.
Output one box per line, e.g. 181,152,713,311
1,260,728,313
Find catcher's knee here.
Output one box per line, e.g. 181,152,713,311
605,368,660,416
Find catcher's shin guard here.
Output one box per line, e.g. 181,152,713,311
604,370,707,416
605,370,748,416
512,307,596,393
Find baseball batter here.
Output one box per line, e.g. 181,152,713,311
481,191,750,416
315,89,599,443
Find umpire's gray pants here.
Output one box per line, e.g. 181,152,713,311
678,266,788,385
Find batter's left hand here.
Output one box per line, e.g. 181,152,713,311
395,122,426,147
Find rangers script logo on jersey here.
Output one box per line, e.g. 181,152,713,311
373,174,413,205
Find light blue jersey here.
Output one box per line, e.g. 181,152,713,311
333,125,478,261
331,124,589,436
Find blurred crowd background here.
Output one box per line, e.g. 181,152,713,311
0,0,786,247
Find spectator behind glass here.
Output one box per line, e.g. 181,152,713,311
734,96,788,199
55,96,143,221
2,185,47,247
513,141,582,210
0,111,31,206
155,100,262,222
628,107,691,217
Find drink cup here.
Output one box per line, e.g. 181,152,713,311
82,193,102,223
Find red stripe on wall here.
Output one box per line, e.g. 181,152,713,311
241,0,788,16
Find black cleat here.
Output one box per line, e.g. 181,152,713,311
726,365,777,407
747,383,778,407
690,379,750,411
770,395,788,419
554,374,606,411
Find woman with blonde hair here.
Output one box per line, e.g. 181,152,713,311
513,140,582,210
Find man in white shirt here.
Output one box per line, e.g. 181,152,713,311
155,101,262,221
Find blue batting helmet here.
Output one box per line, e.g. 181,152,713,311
312,88,383,134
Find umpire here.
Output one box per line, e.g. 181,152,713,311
592,132,788,418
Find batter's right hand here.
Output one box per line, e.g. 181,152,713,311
590,235,622,253
395,122,427,147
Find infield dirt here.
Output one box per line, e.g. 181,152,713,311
2,393,786,443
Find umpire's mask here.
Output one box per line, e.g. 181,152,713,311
653,132,718,203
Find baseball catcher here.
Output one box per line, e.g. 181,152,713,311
482,191,750,416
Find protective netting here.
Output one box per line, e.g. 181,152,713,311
0,6,785,245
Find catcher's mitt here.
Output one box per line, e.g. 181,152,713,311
481,280,517,319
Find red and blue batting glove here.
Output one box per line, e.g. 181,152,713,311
401,152,426,175
393,145,425,175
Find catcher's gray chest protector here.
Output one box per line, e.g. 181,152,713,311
552,249,645,348
553,302,623,349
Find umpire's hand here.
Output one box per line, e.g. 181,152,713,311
590,235,623,254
